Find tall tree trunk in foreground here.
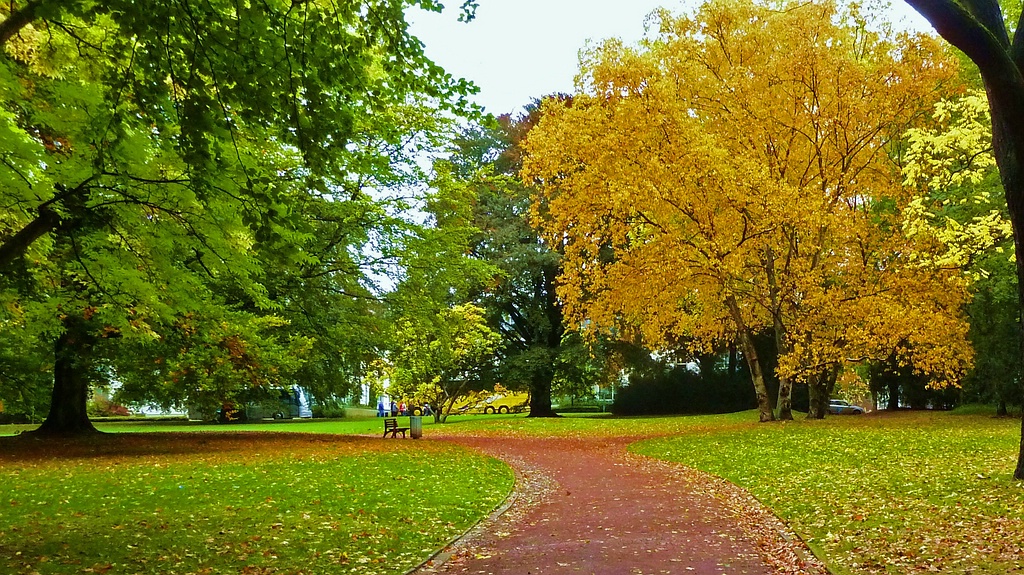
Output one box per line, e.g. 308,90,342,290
33,316,99,436
905,0,1024,482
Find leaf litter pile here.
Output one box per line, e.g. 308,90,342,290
0,432,513,575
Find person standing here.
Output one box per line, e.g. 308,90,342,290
390,400,398,417
377,399,386,418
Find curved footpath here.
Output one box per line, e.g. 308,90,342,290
412,436,828,575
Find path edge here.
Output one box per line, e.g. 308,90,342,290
628,449,834,575
403,464,522,575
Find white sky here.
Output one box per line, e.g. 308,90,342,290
409,1,933,117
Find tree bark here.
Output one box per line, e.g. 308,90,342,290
0,205,61,272
807,365,839,419
32,316,99,436
726,295,774,422
807,376,824,419
526,264,562,418
0,0,43,47
904,0,1024,480
764,249,793,420
887,376,900,410
1017,413,1024,480
527,365,558,417
728,342,738,378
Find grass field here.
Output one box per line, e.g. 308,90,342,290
0,432,513,575
3,410,1023,574
632,411,1024,575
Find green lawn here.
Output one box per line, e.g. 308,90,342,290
4,410,1022,574
0,432,513,575
632,411,1024,575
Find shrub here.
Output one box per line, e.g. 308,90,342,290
612,366,756,415
87,394,131,417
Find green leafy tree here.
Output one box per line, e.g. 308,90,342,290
901,89,1021,415
389,303,500,422
0,0,478,435
443,110,616,417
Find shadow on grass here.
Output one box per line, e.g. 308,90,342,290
0,431,374,462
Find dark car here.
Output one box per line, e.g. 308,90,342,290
828,399,865,415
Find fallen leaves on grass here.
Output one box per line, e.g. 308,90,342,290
633,411,1024,575
0,432,513,575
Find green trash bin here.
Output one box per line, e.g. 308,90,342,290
410,415,422,439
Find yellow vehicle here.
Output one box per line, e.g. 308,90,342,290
452,388,530,415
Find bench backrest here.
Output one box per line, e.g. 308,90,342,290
384,418,398,429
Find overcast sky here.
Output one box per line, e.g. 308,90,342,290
408,1,933,117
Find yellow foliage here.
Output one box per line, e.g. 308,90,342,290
901,91,1011,274
524,0,972,390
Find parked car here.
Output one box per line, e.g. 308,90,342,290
828,399,865,415
454,391,530,415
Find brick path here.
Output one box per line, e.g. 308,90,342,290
412,436,804,575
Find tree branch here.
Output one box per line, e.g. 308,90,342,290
1013,8,1024,71
0,0,42,47
0,204,60,270
903,0,1013,79
960,0,1009,47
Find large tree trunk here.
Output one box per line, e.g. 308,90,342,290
527,366,558,417
739,331,774,422
32,316,99,436
905,0,1024,482
776,375,794,420
764,249,793,420
1017,413,1024,480
886,376,900,410
526,265,562,418
807,365,839,419
807,377,826,419
983,27,1024,482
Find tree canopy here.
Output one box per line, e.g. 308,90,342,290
0,0,479,433
523,0,974,422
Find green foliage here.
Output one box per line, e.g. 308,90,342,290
311,402,348,419
613,366,756,415
0,0,480,429
440,113,621,410
0,433,512,575
899,89,1021,410
389,303,500,421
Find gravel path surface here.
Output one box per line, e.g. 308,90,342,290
412,435,828,575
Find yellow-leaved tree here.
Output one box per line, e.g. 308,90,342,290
523,0,974,421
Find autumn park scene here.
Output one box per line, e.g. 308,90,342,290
2,0,1024,573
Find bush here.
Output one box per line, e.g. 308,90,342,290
612,366,756,415
87,394,131,417
312,404,346,419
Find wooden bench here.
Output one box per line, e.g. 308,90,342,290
383,417,410,438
